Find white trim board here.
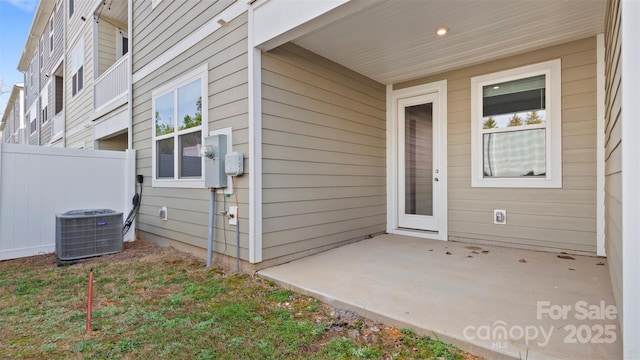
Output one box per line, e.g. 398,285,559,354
596,33,605,257
386,81,448,241
247,5,263,264
132,0,247,83
621,1,640,358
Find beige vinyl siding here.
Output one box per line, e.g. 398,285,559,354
65,30,94,149
65,0,95,149
25,54,39,110
261,43,386,261
397,37,599,254
26,52,39,146
97,132,127,151
132,0,235,73
604,0,622,321
132,7,249,260
97,20,117,76
40,81,52,145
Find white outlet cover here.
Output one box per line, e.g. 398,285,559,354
229,206,238,226
494,209,507,225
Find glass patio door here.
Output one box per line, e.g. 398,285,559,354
397,93,440,231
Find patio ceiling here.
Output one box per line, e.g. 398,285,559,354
291,0,606,85
95,0,128,26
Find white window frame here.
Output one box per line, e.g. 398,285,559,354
471,59,562,188
41,82,49,124
116,29,128,59
49,14,54,55
39,38,44,67
71,40,84,97
151,64,209,188
29,104,37,134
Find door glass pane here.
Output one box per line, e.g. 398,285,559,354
405,103,433,216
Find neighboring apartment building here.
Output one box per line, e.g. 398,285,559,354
0,84,25,144
16,0,130,150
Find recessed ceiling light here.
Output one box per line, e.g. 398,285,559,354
435,26,449,37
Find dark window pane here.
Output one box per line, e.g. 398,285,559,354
157,138,174,178
78,66,83,92
180,131,201,178
483,129,546,178
483,75,545,118
122,37,128,56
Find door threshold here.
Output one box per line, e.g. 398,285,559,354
390,228,447,241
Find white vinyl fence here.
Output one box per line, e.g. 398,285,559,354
0,144,136,260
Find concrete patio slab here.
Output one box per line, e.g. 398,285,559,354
258,234,621,359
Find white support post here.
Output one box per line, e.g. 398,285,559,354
621,1,640,358
248,5,263,264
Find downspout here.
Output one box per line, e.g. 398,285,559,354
62,0,67,147
37,52,40,147
127,0,133,150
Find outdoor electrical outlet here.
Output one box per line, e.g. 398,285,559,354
228,206,238,226
494,209,506,225
160,206,168,221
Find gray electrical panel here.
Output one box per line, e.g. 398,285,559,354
201,134,228,188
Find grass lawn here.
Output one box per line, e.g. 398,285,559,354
0,240,478,359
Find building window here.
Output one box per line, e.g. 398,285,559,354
29,107,37,134
117,29,128,58
49,15,54,54
41,84,49,124
39,38,44,67
71,40,84,96
152,65,208,188
470,59,562,188
69,0,74,17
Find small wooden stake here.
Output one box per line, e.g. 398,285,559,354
86,268,94,334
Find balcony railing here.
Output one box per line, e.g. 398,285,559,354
94,54,129,111
52,112,64,141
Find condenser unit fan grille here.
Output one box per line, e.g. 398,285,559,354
56,209,123,260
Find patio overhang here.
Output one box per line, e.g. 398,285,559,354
254,0,605,85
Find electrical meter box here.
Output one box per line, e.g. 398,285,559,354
201,134,227,188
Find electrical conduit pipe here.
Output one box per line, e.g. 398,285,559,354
207,189,216,268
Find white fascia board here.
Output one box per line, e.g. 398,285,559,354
252,0,384,51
